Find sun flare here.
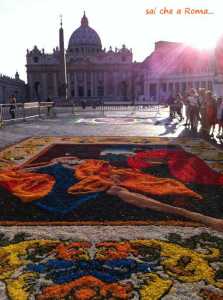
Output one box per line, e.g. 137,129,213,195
187,38,216,50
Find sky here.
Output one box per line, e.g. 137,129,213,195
0,0,222,82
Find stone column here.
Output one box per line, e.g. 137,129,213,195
103,71,107,98
74,72,78,97
67,73,70,99
127,74,132,100
84,72,87,97
0,86,3,104
91,72,94,97
95,72,98,97
41,73,47,100
168,81,171,93
174,82,178,93
181,82,185,93
53,73,58,98
146,81,150,101
114,72,118,98
157,81,161,102
144,73,149,101
28,73,34,99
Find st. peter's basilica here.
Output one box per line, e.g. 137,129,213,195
25,12,223,102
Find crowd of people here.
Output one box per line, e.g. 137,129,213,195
168,88,223,138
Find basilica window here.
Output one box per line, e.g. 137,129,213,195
34,81,40,99
149,84,157,99
77,72,84,81
120,81,128,99
86,73,90,82
78,86,84,97
70,74,74,82
97,72,104,81
33,57,39,63
107,74,114,95
87,89,91,97
97,86,104,97
47,73,53,95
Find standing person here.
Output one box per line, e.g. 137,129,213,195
173,94,183,122
198,88,206,132
216,97,223,138
186,89,200,131
182,92,190,127
168,93,175,119
9,95,16,119
46,97,52,116
81,99,86,110
205,91,217,137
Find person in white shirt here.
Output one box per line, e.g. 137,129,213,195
198,88,207,134
186,89,200,131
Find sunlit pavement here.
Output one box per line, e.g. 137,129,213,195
0,107,222,149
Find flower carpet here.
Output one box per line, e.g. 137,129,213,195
0,136,223,299
0,136,222,224
1,226,223,299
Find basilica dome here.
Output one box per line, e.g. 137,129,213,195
68,13,102,53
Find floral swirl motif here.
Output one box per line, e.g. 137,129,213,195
55,242,91,260
0,236,222,299
36,276,133,300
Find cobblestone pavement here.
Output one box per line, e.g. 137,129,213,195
0,107,220,149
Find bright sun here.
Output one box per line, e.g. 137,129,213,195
186,36,217,50
185,25,222,51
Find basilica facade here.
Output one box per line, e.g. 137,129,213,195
26,13,223,102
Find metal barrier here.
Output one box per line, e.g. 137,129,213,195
72,101,161,116
0,100,161,127
0,102,55,126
